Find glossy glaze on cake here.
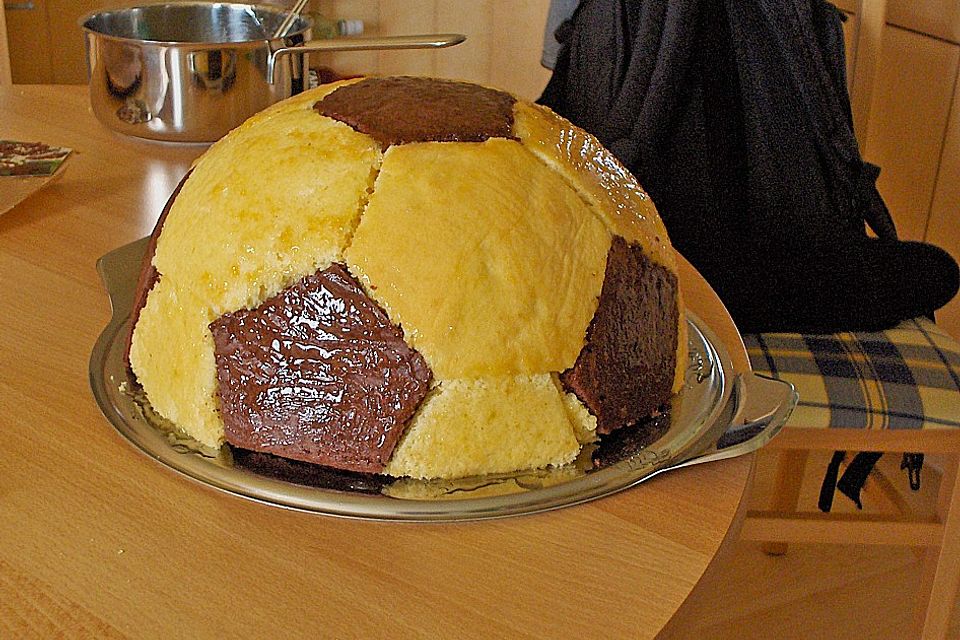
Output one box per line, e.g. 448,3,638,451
210,263,431,472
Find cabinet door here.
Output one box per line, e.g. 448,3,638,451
487,0,551,99
434,0,494,86
10,0,553,98
834,0,960,44
6,0,149,84
320,0,549,100
838,6,960,337
927,73,960,338
1,1,11,83
48,0,146,84
887,0,960,44
296,0,380,76
865,26,959,242
5,0,52,83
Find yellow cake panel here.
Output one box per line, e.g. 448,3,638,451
346,139,611,378
224,78,364,134
385,375,582,479
513,102,675,272
153,101,381,316
128,280,222,448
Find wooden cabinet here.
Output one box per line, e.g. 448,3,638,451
834,1,960,337
309,0,551,99
5,0,53,83
0,1,10,83
928,74,960,338
5,0,154,84
865,26,959,243
3,0,551,98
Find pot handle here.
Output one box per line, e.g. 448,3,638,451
267,33,467,84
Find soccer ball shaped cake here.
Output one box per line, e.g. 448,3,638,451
127,77,687,480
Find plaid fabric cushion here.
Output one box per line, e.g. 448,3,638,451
743,318,960,430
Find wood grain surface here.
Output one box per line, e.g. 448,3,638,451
0,85,753,640
0,5,10,86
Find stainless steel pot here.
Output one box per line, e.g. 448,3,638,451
81,3,465,143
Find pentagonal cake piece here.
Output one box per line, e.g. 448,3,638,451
209,263,431,473
315,76,516,146
560,236,680,433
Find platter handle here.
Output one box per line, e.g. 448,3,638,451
663,373,797,472
96,237,148,323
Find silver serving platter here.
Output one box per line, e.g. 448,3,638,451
90,238,796,522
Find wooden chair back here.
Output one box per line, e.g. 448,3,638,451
849,0,888,157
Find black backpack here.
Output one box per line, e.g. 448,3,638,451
539,0,957,334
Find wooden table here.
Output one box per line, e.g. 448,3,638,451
0,85,753,639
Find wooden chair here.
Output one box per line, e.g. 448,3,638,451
740,3,960,638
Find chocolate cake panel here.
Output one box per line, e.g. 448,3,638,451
209,263,432,473
315,76,516,147
560,236,679,434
